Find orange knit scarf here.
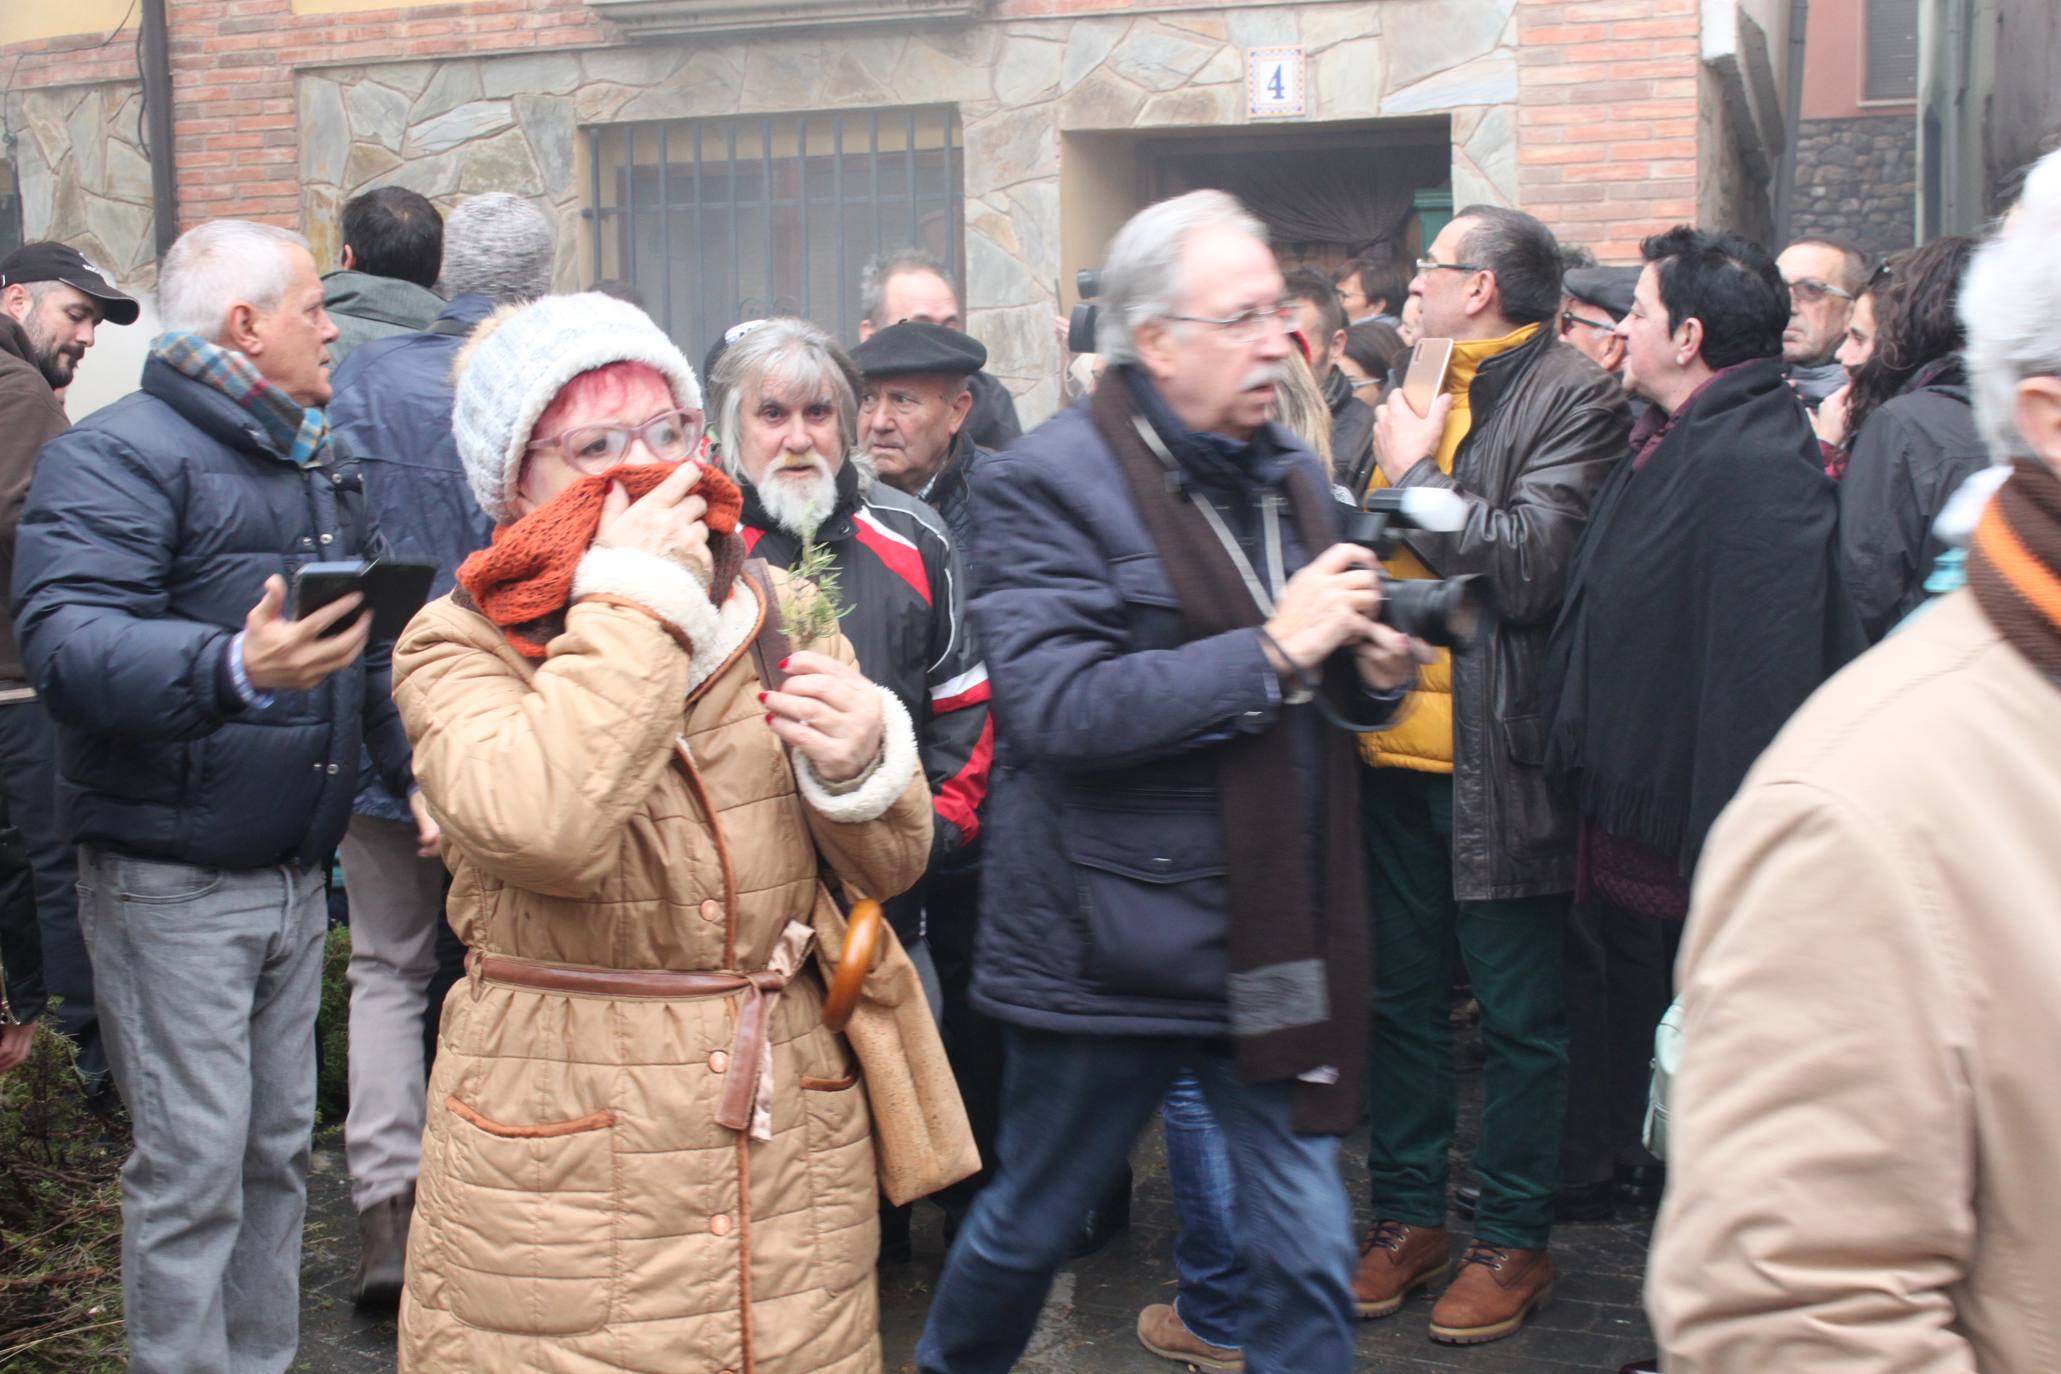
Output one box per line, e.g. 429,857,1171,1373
455,460,745,659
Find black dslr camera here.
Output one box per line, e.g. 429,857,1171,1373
1338,488,1492,651
1067,267,1103,354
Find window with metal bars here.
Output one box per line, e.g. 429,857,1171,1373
0,158,22,261
583,106,964,359
1864,0,1919,102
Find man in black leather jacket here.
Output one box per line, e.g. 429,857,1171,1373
1350,205,1630,1345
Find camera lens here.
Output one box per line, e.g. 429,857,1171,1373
1380,575,1490,650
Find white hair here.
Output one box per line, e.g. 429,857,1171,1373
708,316,864,476
1961,149,2061,463
157,220,310,341
1095,190,1268,365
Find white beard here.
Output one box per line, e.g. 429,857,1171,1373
756,451,840,540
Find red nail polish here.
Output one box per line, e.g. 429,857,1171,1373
776,657,790,670
764,713,774,723
757,692,768,703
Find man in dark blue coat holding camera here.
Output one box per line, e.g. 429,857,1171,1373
12,219,426,1374
916,191,1425,1374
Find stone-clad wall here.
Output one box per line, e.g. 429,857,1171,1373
1790,115,1915,261
5,82,156,285
292,3,1522,425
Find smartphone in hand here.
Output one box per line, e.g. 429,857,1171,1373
291,560,435,639
1399,338,1455,418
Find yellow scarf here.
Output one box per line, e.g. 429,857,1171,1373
1360,323,1540,772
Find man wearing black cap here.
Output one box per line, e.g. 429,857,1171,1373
1559,266,1638,380
852,319,993,567
850,318,1003,1249
0,242,138,1094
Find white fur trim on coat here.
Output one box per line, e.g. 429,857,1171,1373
689,587,761,695
570,546,720,649
793,684,919,824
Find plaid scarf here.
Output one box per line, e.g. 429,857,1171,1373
151,331,331,467
1968,458,2061,680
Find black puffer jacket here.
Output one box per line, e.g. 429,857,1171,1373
13,355,413,872
1836,366,1989,641
965,369,1022,452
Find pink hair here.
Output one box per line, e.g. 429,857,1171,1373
532,360,674,442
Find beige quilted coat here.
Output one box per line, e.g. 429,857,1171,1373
390,568,932,1374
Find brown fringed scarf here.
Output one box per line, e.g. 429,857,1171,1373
1094,377,1369,1136
1968,459,2061,679
455,460,746,658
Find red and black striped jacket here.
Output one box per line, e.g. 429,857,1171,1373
739,459,992,941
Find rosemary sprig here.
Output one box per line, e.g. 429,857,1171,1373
784,537,849,644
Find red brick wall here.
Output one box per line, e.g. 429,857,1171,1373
1515,0,1703,262
6,0,611,228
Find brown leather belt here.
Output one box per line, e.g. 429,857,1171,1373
465,923,818,1142
468,951,766,999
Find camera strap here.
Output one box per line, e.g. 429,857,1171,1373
1130,416,1282,616
1130,416,1314,706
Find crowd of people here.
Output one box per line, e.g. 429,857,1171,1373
0,144,2056,1374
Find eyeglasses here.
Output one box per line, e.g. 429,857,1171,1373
1786,277,1856,305
1416,257,1484,276
526,409,703,472
1166,302,1298,342
859,386,941,417
1560,311,1617,336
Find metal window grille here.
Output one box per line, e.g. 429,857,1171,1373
1864,0,1920,102
0,159,22,261
584,106,964,358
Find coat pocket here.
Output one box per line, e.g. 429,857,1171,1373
426,1093,619,1337
1500,713,1546,768
1063,802,1230,1001
798,1034,877,1292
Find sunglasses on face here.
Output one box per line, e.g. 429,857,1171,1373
1786,278,1856,305
1560,311,1617,336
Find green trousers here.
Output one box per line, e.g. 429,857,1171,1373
1362,767,1569,1249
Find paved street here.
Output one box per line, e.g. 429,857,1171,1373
294,1028,1655,1373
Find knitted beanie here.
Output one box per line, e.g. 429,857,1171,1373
440,193,555,304
451,292,704,525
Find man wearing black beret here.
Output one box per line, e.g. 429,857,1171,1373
851,320,994,575
849,317,1005,1256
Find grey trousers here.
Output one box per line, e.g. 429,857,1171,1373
77,844,326,1374
339,815,445,1212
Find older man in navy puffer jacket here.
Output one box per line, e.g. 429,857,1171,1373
13,219,425,1374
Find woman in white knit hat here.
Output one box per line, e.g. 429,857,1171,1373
389,292,956,1372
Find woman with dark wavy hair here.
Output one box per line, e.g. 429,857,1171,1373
1835,234,1989,639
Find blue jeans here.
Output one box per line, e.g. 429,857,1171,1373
916,1027,1355,1374
1162,1070,1242,1349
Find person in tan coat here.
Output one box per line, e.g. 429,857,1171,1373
391,292,936,1373
1649,149,2061,1372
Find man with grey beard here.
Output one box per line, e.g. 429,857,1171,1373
711,318,991,1022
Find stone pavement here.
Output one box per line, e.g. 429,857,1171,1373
295,1039,1656,1373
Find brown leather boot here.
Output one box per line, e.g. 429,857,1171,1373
1351,1219,1450,1319
1427,1239,1554,1344
1136,1302,1244,1372
351,1186,415,1310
